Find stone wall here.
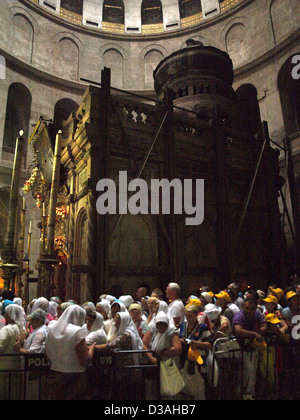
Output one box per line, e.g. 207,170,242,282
0,0,299,297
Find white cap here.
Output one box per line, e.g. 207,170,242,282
204,304,221,321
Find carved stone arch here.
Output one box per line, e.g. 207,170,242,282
53,32,84,81
139,44,169,60
100,42,129,59
139,44,168,89
222,18,249,68
9,6,40,63
73,207,88,302
269,0,294,44
3,82,32,154
100,44,127,88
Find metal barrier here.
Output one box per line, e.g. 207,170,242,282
0,353,50,400
92,349,161,400
210,335,298,400
0,350,160,400
0,343,298,400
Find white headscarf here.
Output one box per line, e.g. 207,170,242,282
13,297,23,306
96,300,111,318
32,297,49,313
46,304,87,343
89,313,104,333
5,304,25,334
119,295,134,309
27,299,36,316
117,312,143,365
158,300,169,314
85,312,107,346
48,301,58,318
105,295,116,303
111,301,127,313
150,312,177,354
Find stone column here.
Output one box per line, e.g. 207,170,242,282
42,130,63,298
47,131,63,254
1,132,24,290
66,169,76,298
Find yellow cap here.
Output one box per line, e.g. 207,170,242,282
186,299,202,308
215,291,231,303
270,288,284,299
265,313,281,325
188,347,203,365
263,295,278,305
286,291,297,300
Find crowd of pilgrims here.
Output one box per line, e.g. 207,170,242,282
0,277,299,400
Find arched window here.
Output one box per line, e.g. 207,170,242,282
54,99,79,130
179,0,201,20
60,0,83,15
278,55,300,136
103,49,124,88
52,99,79,146
3,83,32,153
103,0,124,24
142,0,163,25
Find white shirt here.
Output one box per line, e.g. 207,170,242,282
85,329,107,346
24,325,48,353
167,299,185,326
46,324,87,373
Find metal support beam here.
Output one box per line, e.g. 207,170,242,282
233,121,268,250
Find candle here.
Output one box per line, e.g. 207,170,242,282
43,202,46,217
29,221,32,234
23,197,26,211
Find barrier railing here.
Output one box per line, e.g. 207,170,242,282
0,350,160,400
0,342,298,400
211,335,300,400
0,353,50,400
92,349,161,400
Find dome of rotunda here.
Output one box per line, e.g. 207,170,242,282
28,0,244,35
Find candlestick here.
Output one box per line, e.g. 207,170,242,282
23,197,26,211
29,221,32,234
43,202,46,217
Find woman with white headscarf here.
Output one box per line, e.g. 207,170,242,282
14,308,48,400
96,299,112,334
142,312,182,365
45,305,95,400
0,304,26,400
48,301,58,319
15,309,48,354
95,312,144,399
95,312,143,363
32,297,53,326
110,300,127,319
84,308,107,346
119,295,134,310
